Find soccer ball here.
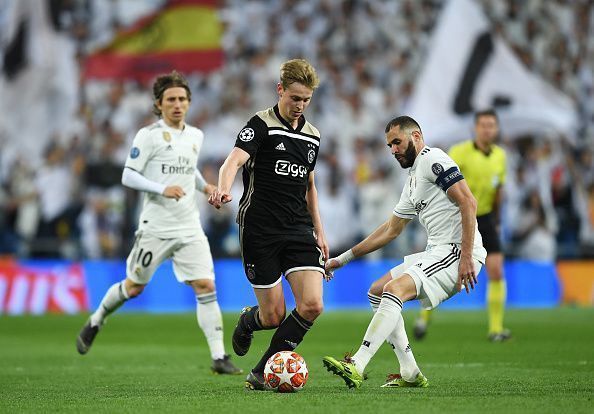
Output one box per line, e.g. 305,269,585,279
264,351,309,392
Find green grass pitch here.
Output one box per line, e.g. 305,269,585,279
1,308,593,413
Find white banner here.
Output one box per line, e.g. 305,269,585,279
407,0,578,145
0,0,79,165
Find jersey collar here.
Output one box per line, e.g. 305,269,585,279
158,119,186,132
273,104,305,132
473,140,492,156
410,145,428,172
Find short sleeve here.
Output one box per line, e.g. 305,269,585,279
423,149,464,192
234,115,268,157
125,128,154,173
393,180,416,219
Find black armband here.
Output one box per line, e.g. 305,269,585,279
435,167,464,191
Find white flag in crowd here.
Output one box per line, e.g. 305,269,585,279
407,0,578,146
0,0,78,166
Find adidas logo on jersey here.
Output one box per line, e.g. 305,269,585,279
275,142,286,151
166,145,173,151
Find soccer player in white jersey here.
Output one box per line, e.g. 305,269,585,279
76,71,242,375
322,116,486,389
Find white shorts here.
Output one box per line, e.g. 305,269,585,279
126,231,215,284
389,244,483,309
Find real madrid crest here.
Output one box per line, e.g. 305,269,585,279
162,131,172,142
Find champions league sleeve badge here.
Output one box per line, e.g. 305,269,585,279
130,147,140,159
431,163,444,175
239,127,255,142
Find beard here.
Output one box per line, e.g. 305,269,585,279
395,140,417,168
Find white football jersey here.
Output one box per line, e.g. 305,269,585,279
393,146,487,262
125,120,206,239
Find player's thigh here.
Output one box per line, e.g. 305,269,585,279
171,236,215,283
125,232,175,284
384,273,418,302
240,230,284,288
380,252,425,295
286,270,323,308
405,244,466,309
282,232,325,278
417,251,483,308
283,234,325,319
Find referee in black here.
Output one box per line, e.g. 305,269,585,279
209,59,329,390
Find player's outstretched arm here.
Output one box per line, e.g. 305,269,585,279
325,215,410,280
209,147,250,209
447,179,478,293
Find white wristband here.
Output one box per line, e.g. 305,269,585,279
336,249,355,266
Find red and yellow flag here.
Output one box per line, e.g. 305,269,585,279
84,0,223,81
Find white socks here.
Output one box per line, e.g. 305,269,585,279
367,292,420,381
90,281,130,327
196,292,225,360
355,292,420,381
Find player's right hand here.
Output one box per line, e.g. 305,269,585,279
457,256,477,294
324,257,342,281
163,185,186,201
208,189,232,209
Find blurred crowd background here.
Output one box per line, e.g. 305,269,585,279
0,0,593,262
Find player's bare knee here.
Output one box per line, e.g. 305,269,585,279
487,264,503,281
369,273,392,297
124,279,145,297
369,280,385,297
297,300,323,321
383,280,399,296
383,278,409,300
488,272,503,281
127,284,145,298
190,278,215,294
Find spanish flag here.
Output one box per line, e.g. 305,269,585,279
84,0,223,81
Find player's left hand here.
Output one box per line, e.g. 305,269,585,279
315,232,330,267
163,185,186,201
457,256,477,294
